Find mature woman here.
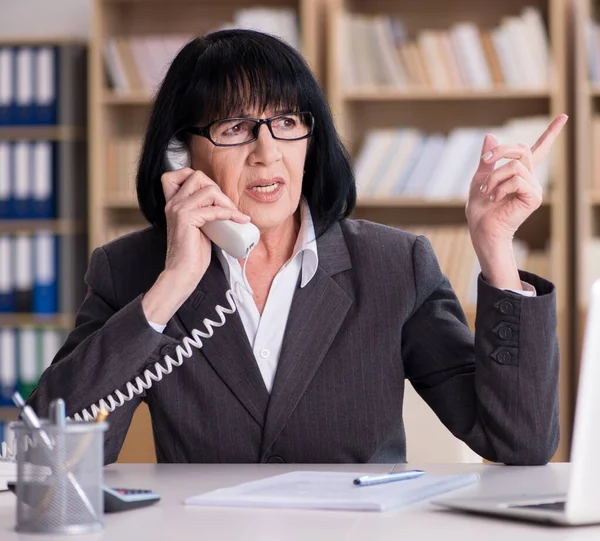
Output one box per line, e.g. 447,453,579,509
27,29,566,465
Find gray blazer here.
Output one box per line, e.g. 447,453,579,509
27,219,560,465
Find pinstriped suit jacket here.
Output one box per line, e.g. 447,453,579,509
27,218,560,465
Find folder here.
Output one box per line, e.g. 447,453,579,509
13,233,33,312
40,328,61,371
0,142,10,218
33,232,57,314
0,48,12,125
34,47,57,125
0,329,17,407
31,141,55,218
12,141,31,219
184,471,480,512
0,236,14,313
15,47,34,125
17,328,38,400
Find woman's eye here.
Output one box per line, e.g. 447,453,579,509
275,117,297,129
223,122,251,136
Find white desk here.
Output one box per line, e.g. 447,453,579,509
0,463,598,540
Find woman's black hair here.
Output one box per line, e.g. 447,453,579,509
136,29,356,235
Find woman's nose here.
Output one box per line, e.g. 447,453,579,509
248,123,282,165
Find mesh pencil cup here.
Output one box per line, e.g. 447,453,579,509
11,419,108,535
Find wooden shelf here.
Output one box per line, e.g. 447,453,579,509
0,313,74,328
0,407,18,421
0,219,82,235
355,198,553,208
0,125,84,141
0,37,86,47
102,91,152,105
343,87,553,102
104,195,139,209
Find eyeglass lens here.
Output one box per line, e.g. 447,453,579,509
209,113,311,145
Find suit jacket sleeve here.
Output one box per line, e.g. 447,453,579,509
401,235,560,465
26,246,167,464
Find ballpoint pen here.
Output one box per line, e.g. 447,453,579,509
353,469,426,487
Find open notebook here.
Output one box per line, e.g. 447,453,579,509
184,471,479,512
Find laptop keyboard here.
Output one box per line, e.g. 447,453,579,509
510,501,566,512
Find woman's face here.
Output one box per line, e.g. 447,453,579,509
190,106,309,232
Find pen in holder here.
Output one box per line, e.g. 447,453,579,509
10,394,108,535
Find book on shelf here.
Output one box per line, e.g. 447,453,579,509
586,19,600,85
354,116,552,201
395,225,550,308
337,6,550,91
582,238,600,306
103,7,299,95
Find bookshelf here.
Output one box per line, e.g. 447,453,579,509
327,0,571,460
88,0,322,463
0,38,88,436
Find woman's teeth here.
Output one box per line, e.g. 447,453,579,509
251,183,278,193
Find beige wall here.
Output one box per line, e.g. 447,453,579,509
0,0,90,39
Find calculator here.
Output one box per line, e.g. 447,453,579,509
102,486,161,513
6,482,160,513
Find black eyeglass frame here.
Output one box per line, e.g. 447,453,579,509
185,111,315,147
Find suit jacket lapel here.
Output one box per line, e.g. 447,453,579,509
260,222,353,457
174,255,269,427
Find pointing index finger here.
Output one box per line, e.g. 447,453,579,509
531,114,568,165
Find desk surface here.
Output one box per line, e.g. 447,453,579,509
1,463,599,540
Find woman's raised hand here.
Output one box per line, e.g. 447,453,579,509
465,114,568,289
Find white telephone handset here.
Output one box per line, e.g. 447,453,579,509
164,141,260,259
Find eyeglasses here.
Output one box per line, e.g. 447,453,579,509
186,111,314,147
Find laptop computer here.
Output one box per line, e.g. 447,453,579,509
431,278,600,526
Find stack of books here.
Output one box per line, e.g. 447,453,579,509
103,7,299,94
354,116,552,200
338,6,550,90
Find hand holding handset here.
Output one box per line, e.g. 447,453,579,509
164,140,260,259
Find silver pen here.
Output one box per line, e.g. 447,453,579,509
353,469,426,487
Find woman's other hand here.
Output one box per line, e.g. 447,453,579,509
465,114,568,289
142,168,250,325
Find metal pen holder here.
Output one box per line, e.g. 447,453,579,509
11,418,108,535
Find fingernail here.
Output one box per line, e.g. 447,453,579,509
489,194,495,202
481,151,493,161
480,184,487,194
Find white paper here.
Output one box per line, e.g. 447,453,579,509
184,471,479,512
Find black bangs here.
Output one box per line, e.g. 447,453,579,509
137,28,356,234
185,32,307,125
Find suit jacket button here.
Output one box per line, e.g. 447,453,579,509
499,301,514,315
267,455,285,464
498,350,512,364
499,326,513,340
